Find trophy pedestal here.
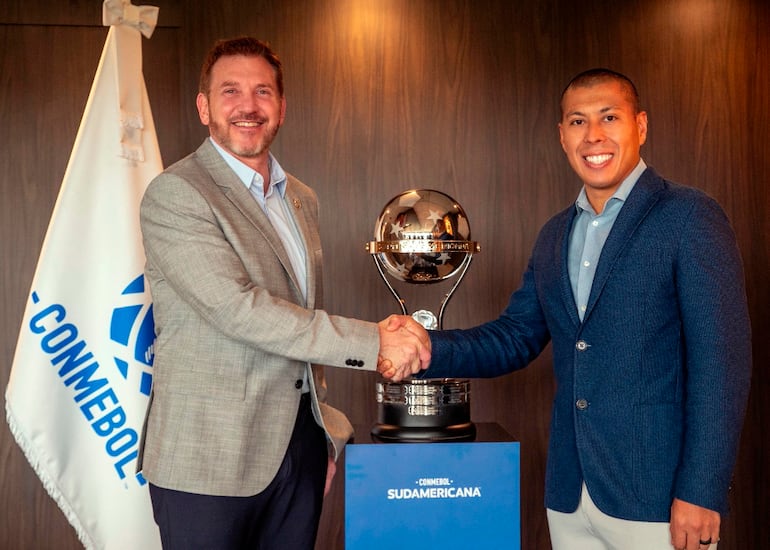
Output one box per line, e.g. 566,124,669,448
371,378,476,443
345,432,520,548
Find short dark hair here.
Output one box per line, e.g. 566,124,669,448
199,36,284,97
561,68,641,115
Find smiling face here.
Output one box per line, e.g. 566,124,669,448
196,53,286,169
558,79,648,212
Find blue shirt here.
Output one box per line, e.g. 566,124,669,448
568,159,647,320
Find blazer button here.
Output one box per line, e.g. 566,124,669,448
295,379,303,389
575,340,589,351
576,398,589,410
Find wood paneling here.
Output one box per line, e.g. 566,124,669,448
1,1,767,549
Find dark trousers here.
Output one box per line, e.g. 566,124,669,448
149,394,328,550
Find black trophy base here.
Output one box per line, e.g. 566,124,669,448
371,421,477,443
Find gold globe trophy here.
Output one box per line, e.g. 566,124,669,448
367,189,480,442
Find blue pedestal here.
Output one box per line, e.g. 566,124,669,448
345,436,520,549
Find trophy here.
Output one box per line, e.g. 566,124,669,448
367,189,480,442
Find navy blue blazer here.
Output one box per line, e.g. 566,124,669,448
426,167,751,521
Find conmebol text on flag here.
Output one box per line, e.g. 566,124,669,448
5,1,163,547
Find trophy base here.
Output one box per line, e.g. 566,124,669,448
371,421,476,443
372,378,475,443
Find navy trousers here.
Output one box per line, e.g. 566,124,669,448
149,394,328,549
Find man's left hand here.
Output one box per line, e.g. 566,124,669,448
670,498,720,550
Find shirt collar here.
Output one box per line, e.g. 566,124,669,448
208,137,288,198
574,158,647,214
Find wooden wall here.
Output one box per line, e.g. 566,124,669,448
1,1,767,548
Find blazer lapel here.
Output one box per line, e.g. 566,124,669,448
285,181,319,308
195,141,306,303
557,208,583,328
583,168,664,321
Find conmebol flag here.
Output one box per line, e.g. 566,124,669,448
5,1,162,548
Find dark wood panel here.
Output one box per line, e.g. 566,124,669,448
0,0,182,27
1,1,767,549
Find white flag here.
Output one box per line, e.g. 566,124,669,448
5,2,162,548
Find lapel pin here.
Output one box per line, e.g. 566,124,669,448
293,198,301,209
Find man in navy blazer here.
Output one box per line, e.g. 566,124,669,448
408,69,751,550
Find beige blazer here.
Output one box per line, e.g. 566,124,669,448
137,139,378,497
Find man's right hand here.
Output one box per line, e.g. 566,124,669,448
376,315,431,381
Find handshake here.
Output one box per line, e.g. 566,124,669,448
376,315,432,382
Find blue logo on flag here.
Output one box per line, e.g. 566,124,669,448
110,275,154,396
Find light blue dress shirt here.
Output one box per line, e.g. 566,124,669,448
568,159,647,320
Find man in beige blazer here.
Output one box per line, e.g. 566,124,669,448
138,37,429,549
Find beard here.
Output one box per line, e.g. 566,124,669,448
209,114,281,158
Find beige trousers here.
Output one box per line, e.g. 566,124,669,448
547,484,718,550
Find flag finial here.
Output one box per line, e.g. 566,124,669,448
103,0,159,38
